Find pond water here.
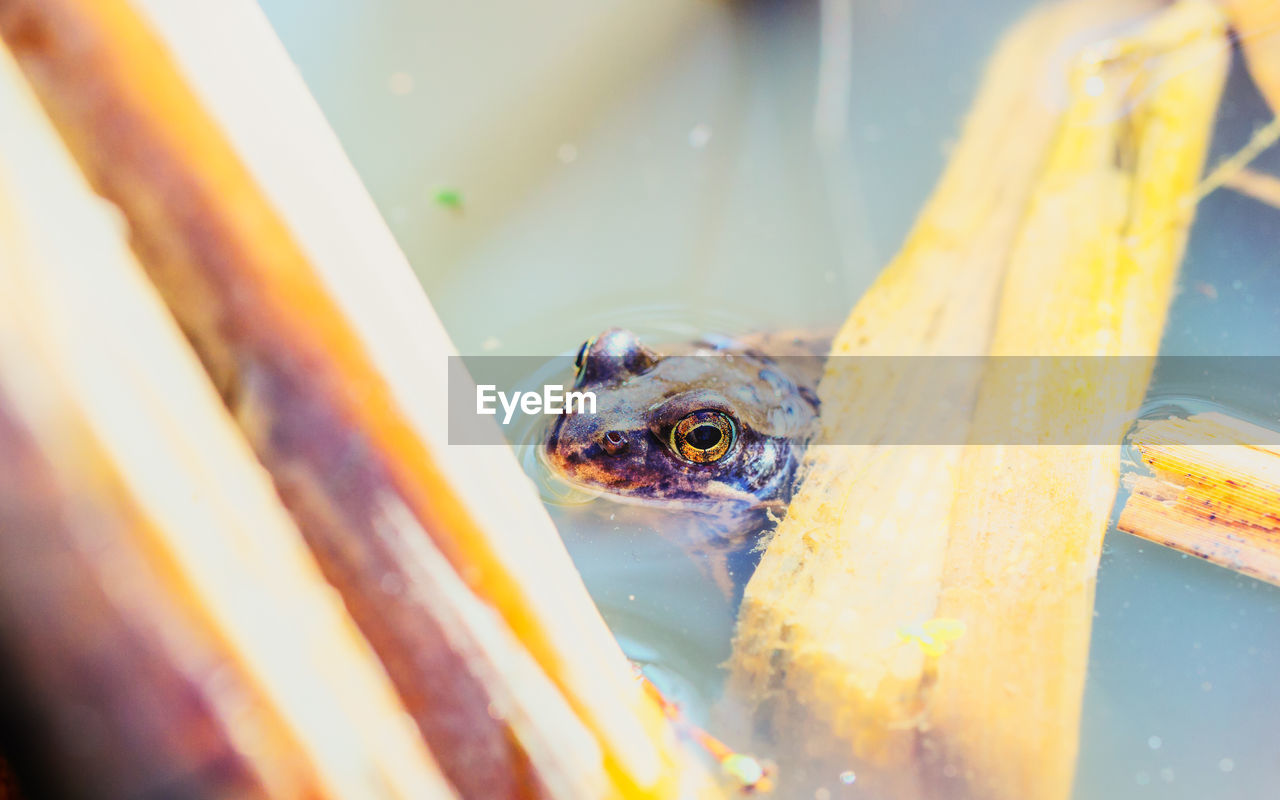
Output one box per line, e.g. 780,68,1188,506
260,1,1280,797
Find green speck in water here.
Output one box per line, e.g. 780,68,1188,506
434,187,463,210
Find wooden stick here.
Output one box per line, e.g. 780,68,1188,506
731,0,1122,781
1119,413,1280,586
729,2,1227,799
925,6,1226,798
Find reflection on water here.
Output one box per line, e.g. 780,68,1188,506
259,0,1280,796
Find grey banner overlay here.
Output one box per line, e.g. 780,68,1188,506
448,356,1280,446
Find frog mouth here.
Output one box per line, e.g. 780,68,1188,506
539,444,768,516
532,444,604,506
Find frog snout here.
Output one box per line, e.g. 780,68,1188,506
600,430,628,456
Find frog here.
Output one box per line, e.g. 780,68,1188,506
542,327,830,597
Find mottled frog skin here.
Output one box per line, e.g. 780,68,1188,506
543,327,829,594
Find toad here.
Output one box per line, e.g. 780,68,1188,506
543,327,828,595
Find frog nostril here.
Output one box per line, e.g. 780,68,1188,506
601,431,628,456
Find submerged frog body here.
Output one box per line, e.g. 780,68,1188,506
543,327,827,594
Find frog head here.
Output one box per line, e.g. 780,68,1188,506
543,328,818,534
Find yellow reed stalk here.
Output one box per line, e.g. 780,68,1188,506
1120,413,1280,587
925,4,1227,798
730,2,1228,799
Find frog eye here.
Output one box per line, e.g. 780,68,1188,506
671,410,736,463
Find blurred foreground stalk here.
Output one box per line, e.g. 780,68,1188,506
0,44,451,799
0,0,716,797
729,2,1229,799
